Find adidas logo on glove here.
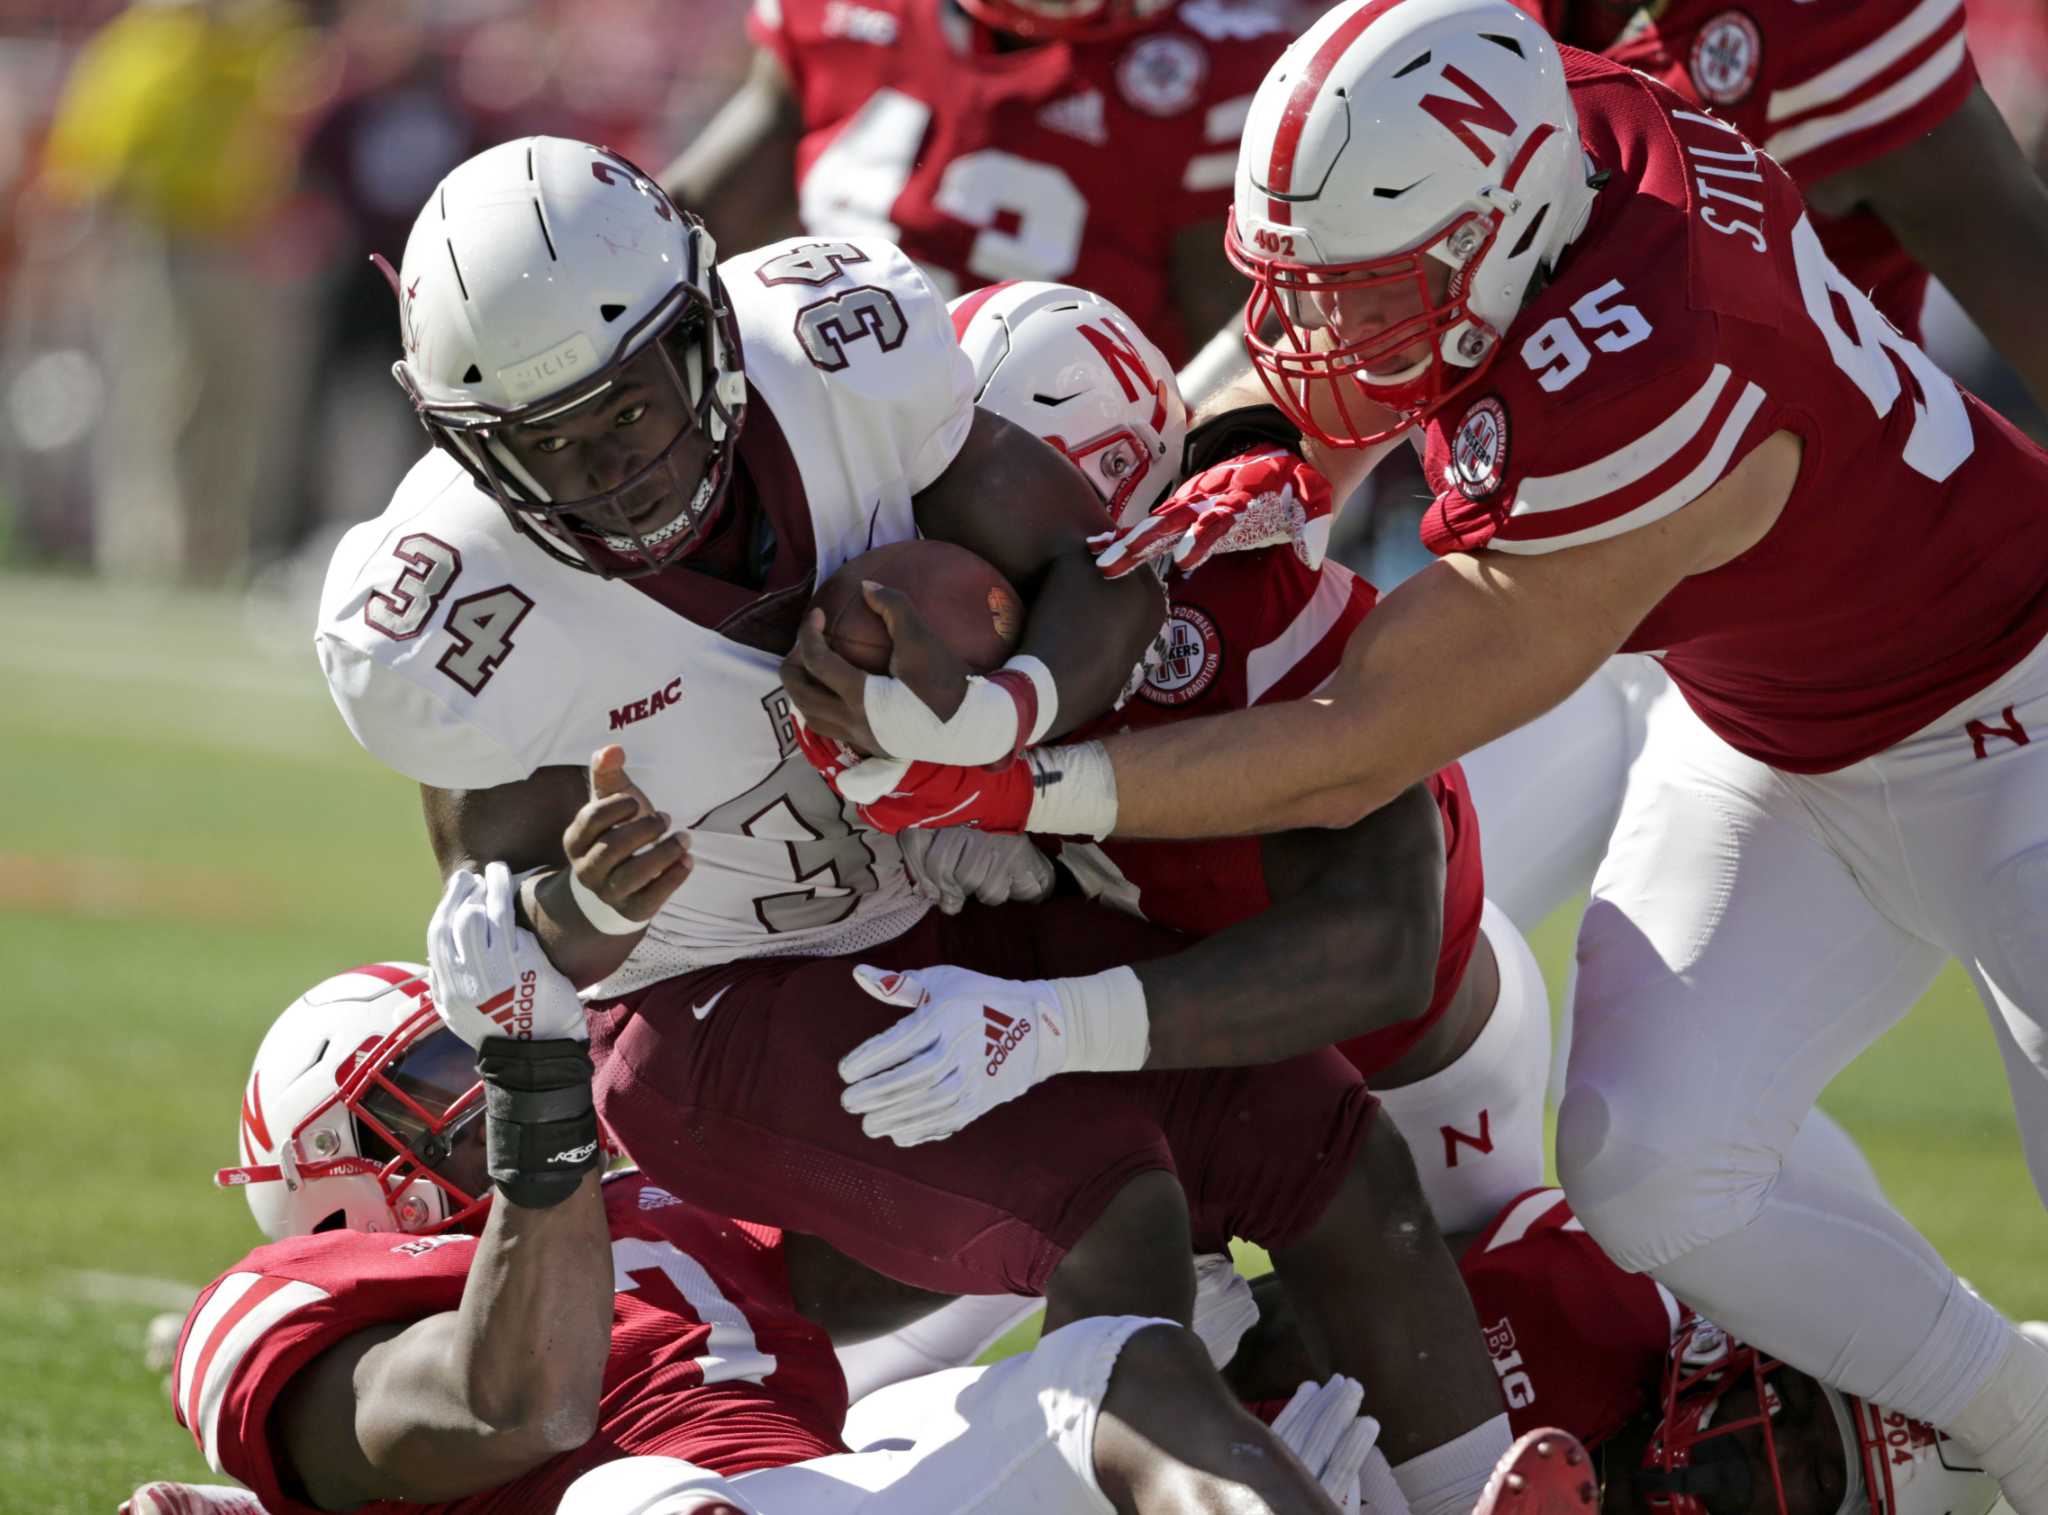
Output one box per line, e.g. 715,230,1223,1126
479,970,541,1039
983,1005,1032,1075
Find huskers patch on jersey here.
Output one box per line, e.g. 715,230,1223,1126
1117,34,1208,117
1143,604,1223,705
1688,11,1762,106
1451,395,1511,498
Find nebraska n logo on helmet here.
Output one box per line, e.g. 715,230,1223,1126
1228,0,1600,447
387,137,749,580
950,281,1189,527
214,964,492,1241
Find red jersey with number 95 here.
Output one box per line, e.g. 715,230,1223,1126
1418,52,2048,773
749,0,1292,362
168,1172,848,1515
1514,0,1976,341
1060,546,1489,1078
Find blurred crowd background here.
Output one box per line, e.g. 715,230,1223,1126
0,0,2042,602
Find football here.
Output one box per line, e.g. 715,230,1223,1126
811,539,1024,675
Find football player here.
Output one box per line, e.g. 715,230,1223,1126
149,901,1392,1515
776,2,2048,1508
1500,0,2048,408
318,137,1512,1487
656,0,1294,365
829,280,1552,1237
1235,1169,2006,1515
1341,0,2048,937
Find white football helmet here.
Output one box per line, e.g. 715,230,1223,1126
390,136,747,577
950,281,1188,527
1228,0,1597,445
215,963,488,1242
1642,1321,2001,1515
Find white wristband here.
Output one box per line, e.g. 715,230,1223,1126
1003,654,1059,745
863,654,1057,765
566,868,647,937
1050,965,1150,1073
1023,741,1119,840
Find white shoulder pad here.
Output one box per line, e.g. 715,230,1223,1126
722,236,976,494
314,451,577,791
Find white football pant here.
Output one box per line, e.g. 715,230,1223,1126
559,1315,1164,1515
1556,634,2048,1501
836,1294,1041,1406
1375,901,1553,1235
1456,656,1662,938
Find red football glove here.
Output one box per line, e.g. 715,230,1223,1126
1091,447,1334,579
848,755,1035,835
791,712,1034,835
791,710,865,787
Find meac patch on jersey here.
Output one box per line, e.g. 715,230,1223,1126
316,236,974,990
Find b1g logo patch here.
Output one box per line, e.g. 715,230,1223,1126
1117,34,1207,117
1143,605,1222,705
1689,10,1762,106
1451,395,1510,497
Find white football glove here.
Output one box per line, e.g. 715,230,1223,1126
1191,1251,1258,1370
1271,1376,1383,1512
427,862,588,1048
838,965,1077,1145
897,827,1055,916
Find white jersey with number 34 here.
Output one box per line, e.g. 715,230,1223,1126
317,237,974,992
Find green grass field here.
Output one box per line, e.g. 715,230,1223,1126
5,568,2046,1515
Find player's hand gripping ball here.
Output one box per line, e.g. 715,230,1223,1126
784,540,1042,774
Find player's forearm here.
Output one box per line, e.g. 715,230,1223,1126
354,1172,611,1498
1020,546,1166,738
657,59,803,250
1904,198,2048,416
1103,694,1404,838
1135,889,1440,1069
522,868,645,990
1820,85,2048,415
449,1171,612,1440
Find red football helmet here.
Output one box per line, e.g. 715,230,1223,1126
1640,1321,2000,1515
215,963,490,1241
955,0,1172,42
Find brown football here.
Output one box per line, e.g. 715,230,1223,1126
811,540,1024,675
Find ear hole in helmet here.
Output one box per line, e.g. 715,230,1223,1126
462,364,482,385
601,303,627,323
311,1210,348,1234
1509,203,1550,259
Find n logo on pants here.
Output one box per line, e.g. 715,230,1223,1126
1442,1110,1494,1169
